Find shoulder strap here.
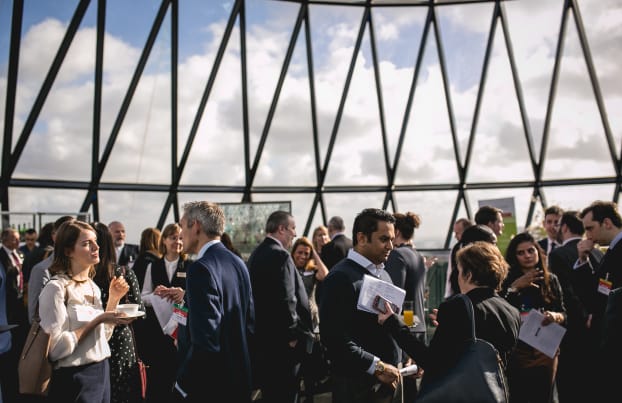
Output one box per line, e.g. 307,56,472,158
457,294,476,341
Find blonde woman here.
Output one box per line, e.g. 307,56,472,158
39,220,134,402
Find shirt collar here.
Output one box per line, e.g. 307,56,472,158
197,240,221,258
347,249,384,276
609,231,622,250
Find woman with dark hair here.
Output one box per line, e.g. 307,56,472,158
221,232,242,258
378,242,521,391
39,220,134,402
92,222,144,403
502,232,566,403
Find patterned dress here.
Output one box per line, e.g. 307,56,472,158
99,265,145,403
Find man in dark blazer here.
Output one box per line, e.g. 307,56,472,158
0,228,28,402
320,216,353,270
538,205,563,257
320,208,401,403
548,211,602,403
577,201,622,401
247,211,313,403
174,201,254,403
109,220,139,266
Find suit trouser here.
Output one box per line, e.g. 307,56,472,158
257,345,301,403
331,373,396,403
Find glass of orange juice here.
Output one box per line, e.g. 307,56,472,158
403,300,414,327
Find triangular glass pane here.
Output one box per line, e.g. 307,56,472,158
101,13,172,185
308,4,364,167
9,187,88,223
395,30,459,186
436,2,493,161
177,0,232,155
0,0,15,144
307,200,327,240
466,25,534,183
371,6,427,160
393,191,458,250
324,31,389,186
543,183,615,214
13,2,98,181
322,192,387,240
542,18,615,181
98,190,169,245
525,193,546,239
503,0,562,159
9,1,81,139
179,23,245,187
572,0,622,153
254,31,316,187
452,199,471,248
101,1,160,146
246,0,299,164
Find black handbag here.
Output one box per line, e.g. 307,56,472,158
417,294,509,403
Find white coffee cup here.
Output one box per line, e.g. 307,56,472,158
116,304,139,316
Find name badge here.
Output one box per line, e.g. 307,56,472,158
598,278,612,296
176,272,186,278
172,303,188,326
75,305,99,322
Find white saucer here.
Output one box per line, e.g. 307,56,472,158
118,311,145,318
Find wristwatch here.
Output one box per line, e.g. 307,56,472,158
507,287,518,294
375,361,386,374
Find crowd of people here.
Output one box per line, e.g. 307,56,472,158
0,199,620,403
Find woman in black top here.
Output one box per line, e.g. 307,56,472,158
502,232,566,403
379,242,521,385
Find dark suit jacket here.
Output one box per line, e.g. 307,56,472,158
247,238,313,367
319,258,401,379
177,242,254,402
385,245,427,334
589,240,622,344
0,249,28,352
118,243,139,266
548,239,602,340
538,238,552,255
384,288,520,383
320,234,353,270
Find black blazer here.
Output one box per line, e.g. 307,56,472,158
384,288,521,383
319,258,401,378
549,239,602,336
247,237,313,356
320,234,353,270
118,243,139,266
589,241,622,342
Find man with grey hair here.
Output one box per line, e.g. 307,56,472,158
321,215,353,270
247,210,313,402
174,201,254,402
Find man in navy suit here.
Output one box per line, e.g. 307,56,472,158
174,201,254,402
247,211,313,403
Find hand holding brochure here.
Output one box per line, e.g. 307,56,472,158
357,274,406,314
518,309,566,359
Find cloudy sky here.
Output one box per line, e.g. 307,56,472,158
0,0,620,248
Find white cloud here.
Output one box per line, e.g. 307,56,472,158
2,0,620,246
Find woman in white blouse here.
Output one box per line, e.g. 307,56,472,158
39,220,135,403
139,223,189,402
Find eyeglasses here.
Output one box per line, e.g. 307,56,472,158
516,247,538,256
